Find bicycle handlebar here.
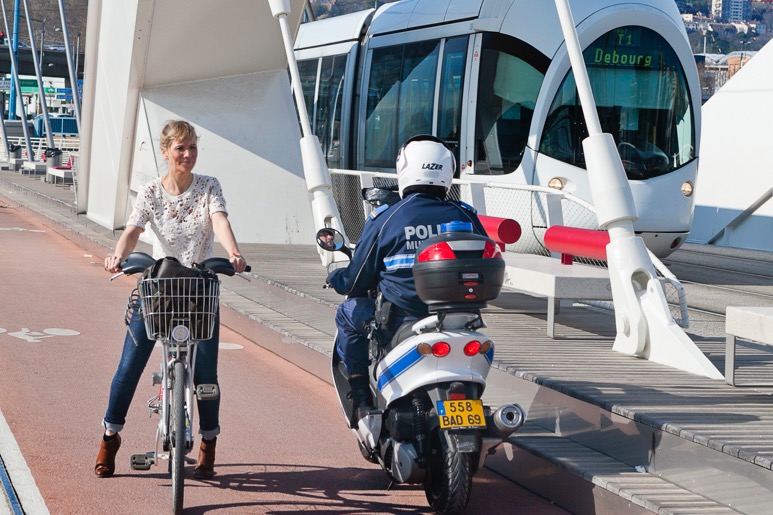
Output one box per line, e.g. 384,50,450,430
117,252,252,276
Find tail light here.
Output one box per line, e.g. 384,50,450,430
482,240,501,259
418,340,493,358
449,382,466,400
432,342,451,357
417,240,502,262
417,341,452,357
463,340,482,356
418,242,456,262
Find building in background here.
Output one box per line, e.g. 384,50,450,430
712,0,752,22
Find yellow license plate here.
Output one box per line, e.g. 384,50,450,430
437,399,486,429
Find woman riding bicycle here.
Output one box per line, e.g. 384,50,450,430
95,120,248,479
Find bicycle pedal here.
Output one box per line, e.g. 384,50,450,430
196,383,220,401
130,453,154,470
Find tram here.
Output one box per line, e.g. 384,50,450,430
294,0,700,257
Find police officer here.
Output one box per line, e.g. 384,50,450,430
326,135,487,425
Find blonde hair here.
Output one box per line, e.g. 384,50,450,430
159,120,198,151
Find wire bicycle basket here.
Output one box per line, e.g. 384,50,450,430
137,276,220,341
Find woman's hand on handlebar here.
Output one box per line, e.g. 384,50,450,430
229,254,248,274
105,226,142,274
104,254,124,273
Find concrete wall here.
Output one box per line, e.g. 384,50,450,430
81,0,313,244
138,73,310,243
691,40,773,252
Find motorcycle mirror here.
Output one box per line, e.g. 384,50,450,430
316,228,345,252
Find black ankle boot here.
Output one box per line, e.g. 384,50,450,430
348,375,374,426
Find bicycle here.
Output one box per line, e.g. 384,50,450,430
113,251,249,514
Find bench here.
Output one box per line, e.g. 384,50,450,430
502,253,612,338
501,226,614,338
46,156,74,185
724,306,773,386
21,161,47,175
9,157,25,171
46,166,74,185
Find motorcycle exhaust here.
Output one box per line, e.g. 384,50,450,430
479,403,527,470
488,403,525,438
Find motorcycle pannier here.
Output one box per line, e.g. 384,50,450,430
413,222,505,312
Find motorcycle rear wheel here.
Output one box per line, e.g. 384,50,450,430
424,430,473,514
171,361,186,515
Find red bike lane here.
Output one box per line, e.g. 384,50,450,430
0,204,567,514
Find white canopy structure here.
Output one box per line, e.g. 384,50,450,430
79,0,313,244
691,41,773,252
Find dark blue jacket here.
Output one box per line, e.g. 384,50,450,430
327,192,486,316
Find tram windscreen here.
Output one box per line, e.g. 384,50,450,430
539,26,695,179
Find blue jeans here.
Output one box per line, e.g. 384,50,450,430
103,302,221,440
335,297,416,377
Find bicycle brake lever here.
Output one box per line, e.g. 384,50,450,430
234,272,252,282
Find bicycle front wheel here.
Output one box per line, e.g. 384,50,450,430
171,360,186,514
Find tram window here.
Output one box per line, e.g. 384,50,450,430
398,41,439,150
365,46,403,168
317,55,346,168
297,59,319,128
540,26,695,180
364,40,440,168
474,34,545,175
296,55,347,168
438,36,467,167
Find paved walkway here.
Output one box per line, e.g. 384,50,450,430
3,169,773,514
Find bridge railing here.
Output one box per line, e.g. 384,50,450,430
0,136,80,164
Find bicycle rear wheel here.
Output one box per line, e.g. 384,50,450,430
171,361,186,514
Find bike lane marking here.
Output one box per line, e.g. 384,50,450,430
0,408,49,515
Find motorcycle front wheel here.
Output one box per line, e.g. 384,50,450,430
171,361,186,514
424,430,473,514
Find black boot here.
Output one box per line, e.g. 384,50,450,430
348,375,374,426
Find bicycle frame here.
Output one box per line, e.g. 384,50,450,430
150,336,197,461
129,271,221,514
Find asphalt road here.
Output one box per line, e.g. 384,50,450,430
0,202,569,514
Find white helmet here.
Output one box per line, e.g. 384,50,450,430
396,135,456,198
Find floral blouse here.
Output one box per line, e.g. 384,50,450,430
127,174,228,266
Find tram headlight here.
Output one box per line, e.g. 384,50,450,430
681,181,694,197
548,177,565,191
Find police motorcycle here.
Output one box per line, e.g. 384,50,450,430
317,220,526,514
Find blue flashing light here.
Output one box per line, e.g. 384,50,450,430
441,221,473,233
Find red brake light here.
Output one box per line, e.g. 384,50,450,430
418,242,456,262
449,392,466,400
432,342,451,357
463,340,482,356
482,240,502,259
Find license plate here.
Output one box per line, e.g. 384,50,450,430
436,399,486,429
